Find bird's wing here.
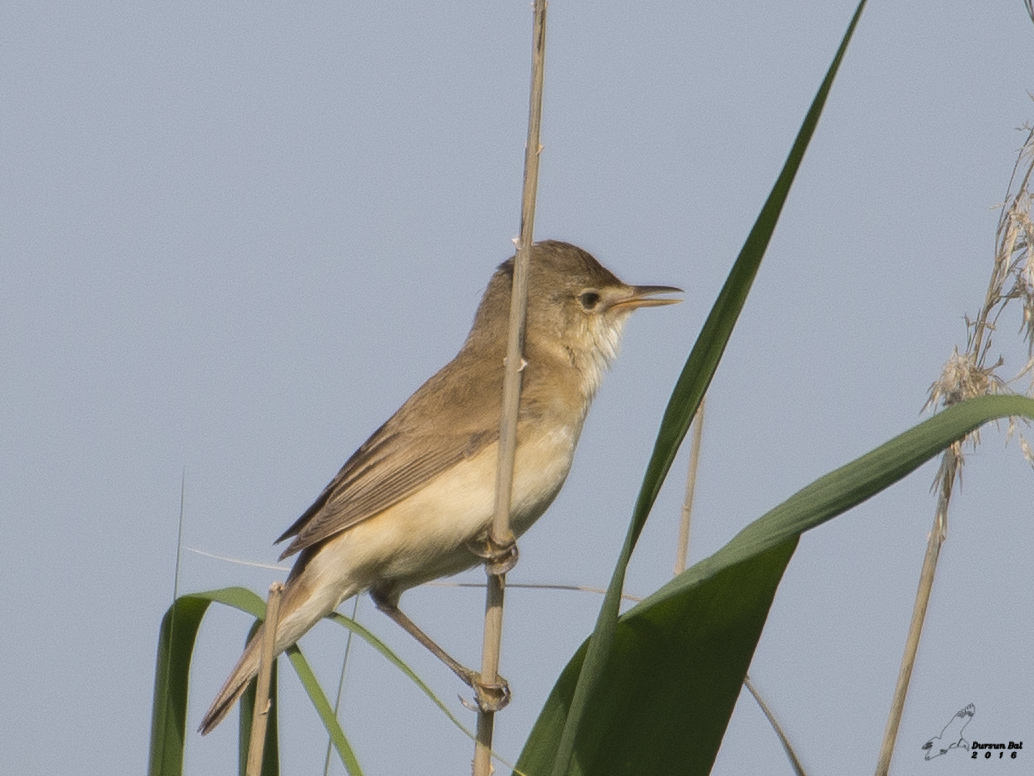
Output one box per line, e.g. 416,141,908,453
276,353,504,558
942,705,975,739
276,425,496,558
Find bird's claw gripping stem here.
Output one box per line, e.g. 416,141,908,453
467,531,519,576
459,668,512,713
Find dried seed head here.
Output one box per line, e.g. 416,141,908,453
927,125,1034,485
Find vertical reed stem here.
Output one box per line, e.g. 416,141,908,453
246,582,283,776
473,3,548,775
874,445,956,775
674,398,706,575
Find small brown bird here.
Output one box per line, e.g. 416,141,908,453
199,240,679,734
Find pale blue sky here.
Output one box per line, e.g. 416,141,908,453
2,2,1032,774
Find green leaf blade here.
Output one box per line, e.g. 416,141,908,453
148,586,270,776
518,395,1034,776
538,3,872,774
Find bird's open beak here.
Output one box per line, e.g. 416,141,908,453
608,285,683,310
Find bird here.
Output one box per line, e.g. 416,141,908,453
199,240,680,734
921,703,975,759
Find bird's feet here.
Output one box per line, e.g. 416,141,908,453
466,531,519,576
459,667,511,713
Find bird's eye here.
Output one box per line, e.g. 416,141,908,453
579,291,601,311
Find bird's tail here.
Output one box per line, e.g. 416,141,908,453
197,624,265,735
198,559,357,735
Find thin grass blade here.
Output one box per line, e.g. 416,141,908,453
285,646,365,775
326,613,476,740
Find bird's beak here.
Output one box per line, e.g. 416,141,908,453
608,285,682,310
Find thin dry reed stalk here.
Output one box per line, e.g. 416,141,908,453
875,124,1034,775
744,677,807,776
473,3,549,775
323,596,361,776
674,398,706,576
246,582,283,776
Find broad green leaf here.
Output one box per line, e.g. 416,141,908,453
517,540,796,776
149,586,436,776
649,396,1034,600
538,3,870,775
517,395,1034,776
148,587,275,776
